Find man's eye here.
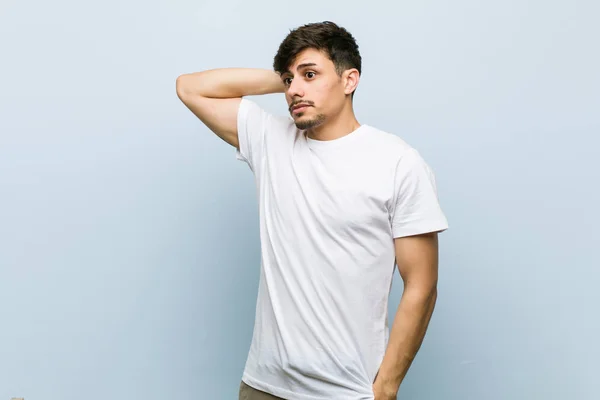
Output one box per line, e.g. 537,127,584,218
283,78,292,85
306,72,316,78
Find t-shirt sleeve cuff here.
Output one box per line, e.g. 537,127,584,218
235,98,252,164
392,219,449,238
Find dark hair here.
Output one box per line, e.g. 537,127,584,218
273,21,362,78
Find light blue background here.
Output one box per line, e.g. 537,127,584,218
1,0,599,399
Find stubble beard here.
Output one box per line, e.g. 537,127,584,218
294,113,327,130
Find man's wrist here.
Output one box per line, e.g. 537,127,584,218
374,369,402,393
373,378,400,399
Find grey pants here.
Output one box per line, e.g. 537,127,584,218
239,380,286,400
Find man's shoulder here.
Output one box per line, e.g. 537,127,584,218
361,124,415,158
241,98,296,130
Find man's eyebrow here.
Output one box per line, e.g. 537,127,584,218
296,62,318,70
283,63,319,75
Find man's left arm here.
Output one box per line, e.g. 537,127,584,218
373,231,440,399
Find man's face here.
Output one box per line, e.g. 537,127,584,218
280,48,352,130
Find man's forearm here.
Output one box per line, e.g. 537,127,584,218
374,286,437,394
176,68,285,99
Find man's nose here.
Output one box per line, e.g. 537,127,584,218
288,79,304,97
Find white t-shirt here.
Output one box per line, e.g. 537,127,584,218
235,98,448,400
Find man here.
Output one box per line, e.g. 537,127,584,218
176,21,448,400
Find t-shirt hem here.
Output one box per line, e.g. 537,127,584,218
242,372,349,400
392,220,449,238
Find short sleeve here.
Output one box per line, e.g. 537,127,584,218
235,98,272,173
390,148,449,238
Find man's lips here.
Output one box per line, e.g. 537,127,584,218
291,104,311,113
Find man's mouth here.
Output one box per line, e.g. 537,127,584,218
291,104,311,113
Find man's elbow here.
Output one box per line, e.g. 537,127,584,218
176,74,193,98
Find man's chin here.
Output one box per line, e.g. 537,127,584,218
294,115,326,131
295,120,317,130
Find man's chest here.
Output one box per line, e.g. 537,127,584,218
259,150,394,236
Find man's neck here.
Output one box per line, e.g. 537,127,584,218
306,108,361,142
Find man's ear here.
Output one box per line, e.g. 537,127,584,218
344,69,360,95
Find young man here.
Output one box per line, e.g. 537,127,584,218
176,21,448,400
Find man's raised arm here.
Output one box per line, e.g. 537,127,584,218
175,68,285,148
